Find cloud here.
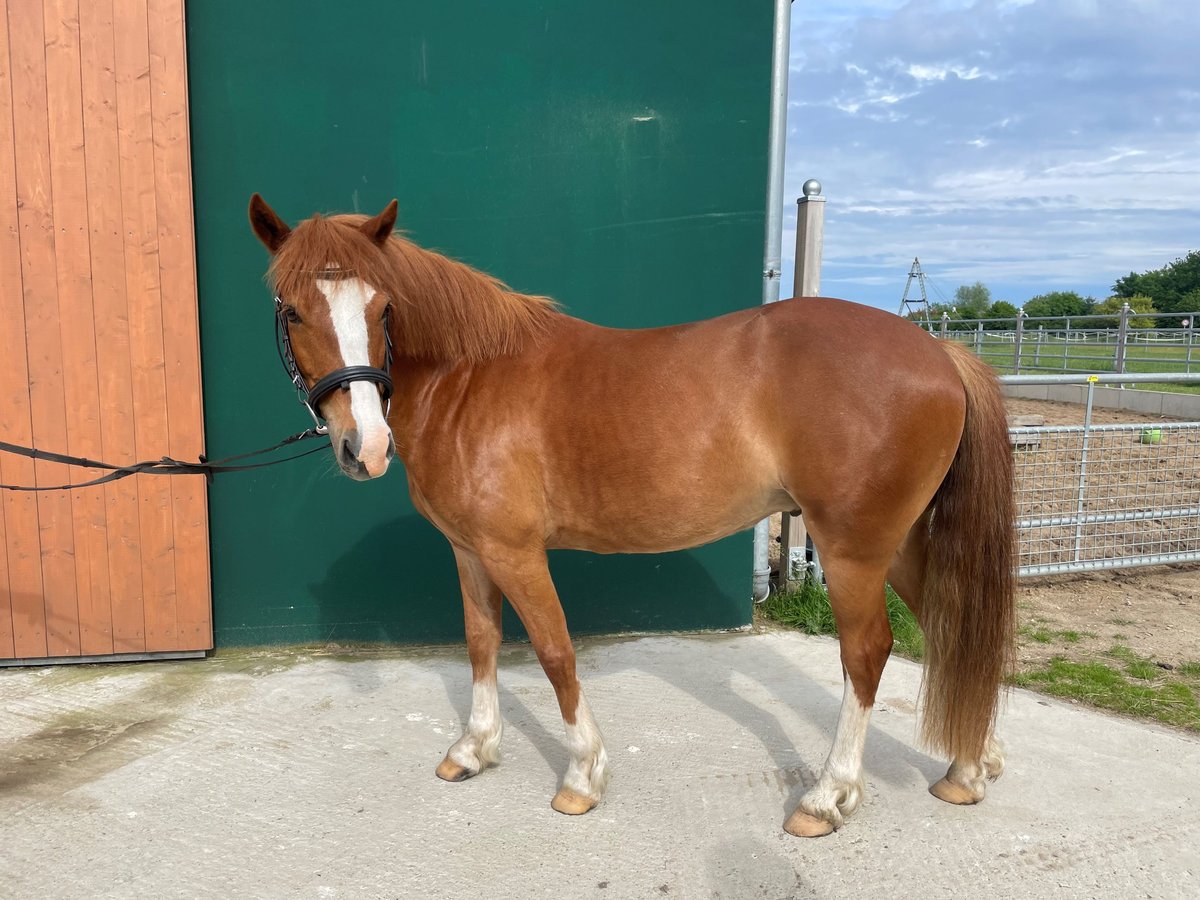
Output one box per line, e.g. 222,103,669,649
782,0,1200,309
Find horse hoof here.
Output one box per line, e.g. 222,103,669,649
551,788,597,815
436,757,476,782
783,809,836,838
929,777,982,805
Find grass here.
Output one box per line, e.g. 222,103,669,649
1020,625,1088,644
950,333,1200,392
1013,657,1200,731
1108,644,1162,680
759,578,924,660
762,580,1200,732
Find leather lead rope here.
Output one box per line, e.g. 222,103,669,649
0,429,328,492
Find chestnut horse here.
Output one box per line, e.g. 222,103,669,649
248,194,1015,837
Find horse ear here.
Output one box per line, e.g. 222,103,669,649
360,200,398,246
248,193,291,253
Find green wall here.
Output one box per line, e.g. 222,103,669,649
186,2,772,645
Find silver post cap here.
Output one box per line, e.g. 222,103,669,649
801,179,822,198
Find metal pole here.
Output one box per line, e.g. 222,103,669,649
752,0,791,603
939,312,949,339
1013,310,1025,375
778,179,825,591
974,320,983,354
1072,376,1098,562
1188,315,1195,374
1115,302,1130,385
1035,325,1043,367
793,183,825,298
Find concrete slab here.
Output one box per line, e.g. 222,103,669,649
1,630,1197,899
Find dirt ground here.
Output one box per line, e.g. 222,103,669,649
1008,397,1200,671
1016,565,1200,670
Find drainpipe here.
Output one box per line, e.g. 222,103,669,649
753,0,792,603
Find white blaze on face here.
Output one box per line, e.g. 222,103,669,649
315,276,392,476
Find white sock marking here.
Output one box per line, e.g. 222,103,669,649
448,678,502,770
563,694,610,799
799,678,872,826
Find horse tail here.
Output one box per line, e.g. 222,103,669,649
919,341,1015,762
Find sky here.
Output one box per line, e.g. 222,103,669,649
780,0,1200,313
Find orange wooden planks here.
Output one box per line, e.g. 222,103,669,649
0,497,12,658
113,0,178,651
148,0,211,651
79,0,146,653
1,0,206,662
7,0,80,658
0,0,48,659
44,0,115,656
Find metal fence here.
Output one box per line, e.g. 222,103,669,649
928,307,1200,378
1007,373,1200,577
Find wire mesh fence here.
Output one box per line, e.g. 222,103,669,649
1007,373,1200,576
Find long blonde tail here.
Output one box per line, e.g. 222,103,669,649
919,342,1016,761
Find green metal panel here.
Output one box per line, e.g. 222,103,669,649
186,2,771,645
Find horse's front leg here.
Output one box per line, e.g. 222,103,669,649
437,548,505,782
481,546,610,815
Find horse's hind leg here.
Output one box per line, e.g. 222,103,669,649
478,546,609,815
785,553,894,838
886,513,1006,805
437,548,505,782
886,509,930,622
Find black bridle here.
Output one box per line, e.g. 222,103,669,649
274,278,395,435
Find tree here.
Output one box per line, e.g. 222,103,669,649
1112,251,1200,315
953,282,992,319
1021,291,1092,329
1093,294,1156,329
986,300,1019,321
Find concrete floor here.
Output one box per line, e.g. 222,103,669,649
1,629,1197,899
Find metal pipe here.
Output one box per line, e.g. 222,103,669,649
1020,550,1200,578
1002,371,1200,385
1071,377,1097,562
1018,505,1200,530
752,0,792,603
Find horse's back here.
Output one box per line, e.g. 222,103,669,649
530,298,965,550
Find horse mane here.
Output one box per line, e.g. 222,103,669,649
269,213,559,363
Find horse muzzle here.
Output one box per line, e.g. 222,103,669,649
335,426,395,480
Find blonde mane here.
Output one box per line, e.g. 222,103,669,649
269,213,559,362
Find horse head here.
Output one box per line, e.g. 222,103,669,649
248,193,398,480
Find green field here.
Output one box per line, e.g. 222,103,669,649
944,334,1200,393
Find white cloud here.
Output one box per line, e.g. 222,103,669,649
905,63,989,82
782,0,1200,308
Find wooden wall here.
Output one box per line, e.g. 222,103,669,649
0,0,209,660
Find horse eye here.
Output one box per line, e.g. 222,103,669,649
285,306,303,325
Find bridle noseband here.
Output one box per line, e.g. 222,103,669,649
274,279,394,435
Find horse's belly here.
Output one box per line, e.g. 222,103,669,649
545,481,785,554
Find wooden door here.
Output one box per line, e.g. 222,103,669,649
0,0,210,662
